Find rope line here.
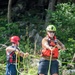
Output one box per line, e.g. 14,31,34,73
48,51,52,75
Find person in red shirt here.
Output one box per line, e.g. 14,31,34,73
38,25,66,75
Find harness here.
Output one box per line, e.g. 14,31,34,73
7,46,22,63
41,36,59,58
8,51,16,63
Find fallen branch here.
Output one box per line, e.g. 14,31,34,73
0,44,7,50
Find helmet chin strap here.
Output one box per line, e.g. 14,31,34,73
47,33,54,39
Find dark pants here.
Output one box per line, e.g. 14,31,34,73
38,58,59,75
6,63,17,75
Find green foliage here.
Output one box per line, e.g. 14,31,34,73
0,2,75,75
47,3,75,41
6,23,20,35
0,64,5,75
59,38,75,66
19,38,32,53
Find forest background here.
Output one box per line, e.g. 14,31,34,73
0,0,75,75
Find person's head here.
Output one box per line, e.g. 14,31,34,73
46,25,56,38
10,36,20,46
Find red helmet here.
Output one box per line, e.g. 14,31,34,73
10,36,20,45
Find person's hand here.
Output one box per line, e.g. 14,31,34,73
24,52,29,58
15,50,19,55
49,46,56,51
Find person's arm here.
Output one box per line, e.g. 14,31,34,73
42,37,53,50
57,39,66,50
18,51,29,58
6,46,16,52
6,46,29,58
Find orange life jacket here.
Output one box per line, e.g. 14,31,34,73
41,36,59,58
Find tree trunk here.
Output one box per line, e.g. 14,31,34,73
45,0,56,27
57,0,62,3
7,0,12,23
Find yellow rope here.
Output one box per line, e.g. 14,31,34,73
15,51,30,75
48,51,52,75
15,51,21,74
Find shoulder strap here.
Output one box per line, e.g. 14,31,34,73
48,36,57,46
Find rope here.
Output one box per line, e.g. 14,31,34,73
15,51,21,74
62,62,75,64
48,50,52,75
15,51,31,75
15,51,26,75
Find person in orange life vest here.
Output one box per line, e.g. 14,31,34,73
6,36,29,75
38,25,66,75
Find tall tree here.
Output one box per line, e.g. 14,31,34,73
7,0,12,23
45,0,56,26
